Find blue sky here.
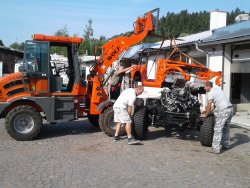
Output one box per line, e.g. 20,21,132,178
1,0,250,47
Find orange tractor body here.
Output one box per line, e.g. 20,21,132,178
0,9,159,140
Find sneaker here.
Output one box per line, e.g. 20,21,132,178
207,148,220,154
113,136,120,142
128,137,140,145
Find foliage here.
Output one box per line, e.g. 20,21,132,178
50,25,69,56
9,42,25,51
158,10,210,37
79,19,107,56
83,19,93,40
54,25,69,37
227,8,247,24
0,39,4,46
158,8,247,38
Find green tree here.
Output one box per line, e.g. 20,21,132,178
0,39,4,46
92,35,107,56
9,42,25,51
157,8,249,40
227,8,246,24
51,25,69,56
83,19,93,40
80,19,94,55
54,25,69,37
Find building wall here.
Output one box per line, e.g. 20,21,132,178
203,42,250,107
200,44,230,106
206,45,224,89
0,47,23,75
223,45,232,100
204,44,234,100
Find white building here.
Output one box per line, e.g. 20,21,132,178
199,19,250,112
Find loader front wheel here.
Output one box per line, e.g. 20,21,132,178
99,106,125,137
5,105,42,141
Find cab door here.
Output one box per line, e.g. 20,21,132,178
22,41,50,94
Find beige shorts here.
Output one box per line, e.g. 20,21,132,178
113,107,132,123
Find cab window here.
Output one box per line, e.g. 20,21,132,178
24,41,49,74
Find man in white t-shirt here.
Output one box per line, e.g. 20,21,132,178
113,85,144,145
201,81,233,154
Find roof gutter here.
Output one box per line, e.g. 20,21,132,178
194,42,208,55
199,35,250,46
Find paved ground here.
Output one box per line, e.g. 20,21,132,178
0,118,250,188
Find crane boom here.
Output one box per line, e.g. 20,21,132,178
87,8,159,114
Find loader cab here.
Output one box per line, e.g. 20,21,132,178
22,39,81,94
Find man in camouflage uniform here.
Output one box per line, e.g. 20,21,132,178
201,81,234,154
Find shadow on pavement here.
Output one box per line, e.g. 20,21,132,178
37,119,101,140
146,127,200,142
227,123,250,149
230,133,250,149
146,129,166,140
145,124,250,146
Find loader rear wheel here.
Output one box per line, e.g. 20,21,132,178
5,105,42,141
133,107,148,140
99,106,125,137
199,115,215,146
87,114,99,127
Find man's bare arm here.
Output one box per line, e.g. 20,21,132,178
127,105,133,115
202,100,213,117
118,66,133,74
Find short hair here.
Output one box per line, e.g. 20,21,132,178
135,85,144,90
205,81,213,87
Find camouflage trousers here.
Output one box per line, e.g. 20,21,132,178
212,107,234,151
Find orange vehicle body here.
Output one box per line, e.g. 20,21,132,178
0,9,159,140
131,58,222,88
0,36,84,97
0,34,86,113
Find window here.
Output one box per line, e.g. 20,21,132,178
24,41,49,74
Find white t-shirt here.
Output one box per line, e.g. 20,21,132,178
207,87,232,110
113,88,136,109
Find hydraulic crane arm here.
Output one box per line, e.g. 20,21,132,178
90,8,159,79
87,8,159,114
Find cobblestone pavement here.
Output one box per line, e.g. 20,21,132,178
0,118,250,188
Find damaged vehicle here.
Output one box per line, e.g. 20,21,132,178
133,79,215,146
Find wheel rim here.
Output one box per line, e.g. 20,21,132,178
107,114,115,130
14,114,35,134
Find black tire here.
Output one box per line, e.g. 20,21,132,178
5,105,42,141
99,106,126,137
199,115,215,146
133,107,148,140
87,114,99,127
